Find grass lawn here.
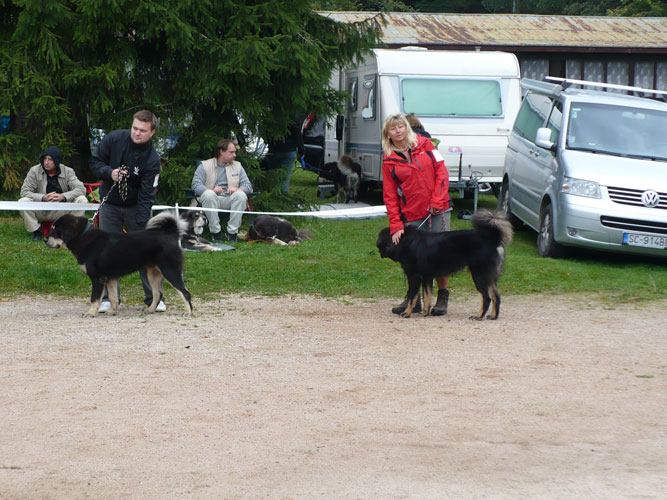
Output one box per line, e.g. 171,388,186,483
1,166,666,305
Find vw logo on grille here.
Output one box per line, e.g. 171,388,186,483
641,190,660,208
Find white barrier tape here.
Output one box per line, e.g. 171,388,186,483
0,201,101,211
153,204,388,220
0,201,387,220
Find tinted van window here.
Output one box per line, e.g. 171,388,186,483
547,101,562,143
513,92,552,141
567,102,667,160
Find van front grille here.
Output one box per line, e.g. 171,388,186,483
600,216,667,235
607,186,667,210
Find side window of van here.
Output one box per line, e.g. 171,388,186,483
361,76,376,120
348,78,358,111
546,101,562,143
513,92,553,142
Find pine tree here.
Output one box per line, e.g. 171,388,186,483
0,1,381,200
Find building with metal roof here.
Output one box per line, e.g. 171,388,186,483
320,12,667,91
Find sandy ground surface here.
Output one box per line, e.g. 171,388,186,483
1,293,666,500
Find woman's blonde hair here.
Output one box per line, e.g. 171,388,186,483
381,113,417,156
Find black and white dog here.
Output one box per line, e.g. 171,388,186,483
248,215,312,246
179,210,222,251
321,155,362,203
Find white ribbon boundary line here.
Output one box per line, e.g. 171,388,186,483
0,201,388,220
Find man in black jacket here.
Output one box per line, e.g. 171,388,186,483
90,110,164,313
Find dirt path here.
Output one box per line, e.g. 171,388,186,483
1,294,665,499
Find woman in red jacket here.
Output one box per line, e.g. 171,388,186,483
381,113,452,315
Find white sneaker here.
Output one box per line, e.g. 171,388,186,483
98,300,111,313
156,300,166,312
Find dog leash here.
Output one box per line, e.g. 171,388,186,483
89,166,129,225
416,214,432,230
416,212,448,232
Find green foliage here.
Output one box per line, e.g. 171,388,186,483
610,0,667,16
312,0,662,19
312,0,414,10
0,133,31,192
1,1,382,205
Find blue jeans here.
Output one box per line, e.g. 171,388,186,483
265,151,297,192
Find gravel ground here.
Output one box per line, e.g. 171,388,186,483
1,293,666,499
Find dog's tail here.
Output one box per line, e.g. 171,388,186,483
472,209,513,245
146,212,188,238
297,229,313,241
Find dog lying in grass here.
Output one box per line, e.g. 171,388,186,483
247,215,312,246
179,210,222,251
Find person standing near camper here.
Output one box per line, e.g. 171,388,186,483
381,113,452,316
406,113,431,138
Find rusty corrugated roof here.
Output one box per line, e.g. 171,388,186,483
319,11,667,51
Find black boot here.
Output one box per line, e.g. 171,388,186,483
32,229,43,242
391,295,421,315
430,288,450,316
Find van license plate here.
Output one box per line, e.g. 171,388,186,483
623,233,667,249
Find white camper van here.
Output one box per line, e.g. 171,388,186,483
306,48,522,194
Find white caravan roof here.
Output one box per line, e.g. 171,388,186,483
372,48,520,78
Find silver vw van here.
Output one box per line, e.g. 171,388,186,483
499,78,667,258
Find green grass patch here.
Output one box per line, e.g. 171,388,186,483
2,167,666,305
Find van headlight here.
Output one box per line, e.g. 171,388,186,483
562,177,601,198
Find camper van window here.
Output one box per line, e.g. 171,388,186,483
348,78,358,111
361,76,376,120
401,79,502,117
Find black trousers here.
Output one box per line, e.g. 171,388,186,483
98,203,163,306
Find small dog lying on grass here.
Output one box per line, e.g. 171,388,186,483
247,215,312,246
179,210,222,251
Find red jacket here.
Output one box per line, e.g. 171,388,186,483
382,134,450,234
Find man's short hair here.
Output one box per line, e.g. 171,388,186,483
214,139,236,158
133,110,158,130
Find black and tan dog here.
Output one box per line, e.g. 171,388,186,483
376,209,513,320
321,155,362,203
179,210,221,251
247,215,312,246
45,212,193,317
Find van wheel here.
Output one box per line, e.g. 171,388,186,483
497,182,523,229
538,203,565,258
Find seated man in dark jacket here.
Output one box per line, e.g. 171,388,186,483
18,146,87,241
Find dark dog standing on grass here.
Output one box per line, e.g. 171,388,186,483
377,209,513,320
45,212,193,317
321,155,362,203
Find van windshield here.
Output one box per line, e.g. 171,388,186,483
401,79,503,117
567,102,667,161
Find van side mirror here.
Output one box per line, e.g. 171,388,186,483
535,127,556,152
335,115,344,141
